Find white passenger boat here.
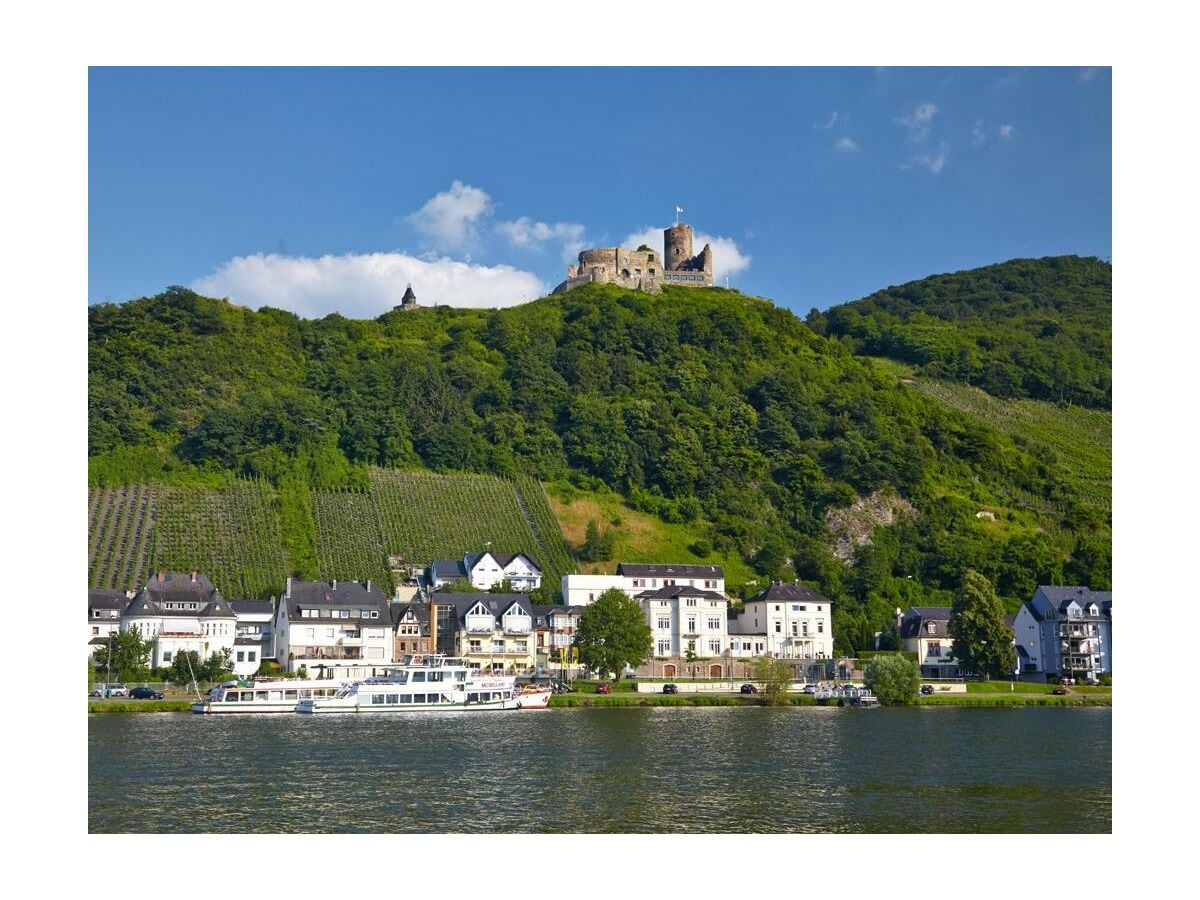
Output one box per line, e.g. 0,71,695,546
296,655,521,714
516,683,553,709
191,678,346,714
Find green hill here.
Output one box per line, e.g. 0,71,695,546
88,260,1111,651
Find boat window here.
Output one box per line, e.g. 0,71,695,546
399,694,412,703
225,692,239,702
284,690,297,700
455,671,467,680
387,694,399,703
468,693,479,703
428,671,443,682
413,694,427,704
269,691,283,701
256,691,269,701
412,671,426,682
372,695,385,704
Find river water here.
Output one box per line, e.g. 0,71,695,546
89,706,1110,833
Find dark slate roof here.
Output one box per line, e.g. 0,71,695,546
748,581,831,606
1021,601,1045,623
466,551,542,573
1035,586,1113,615
230,600,274,617
142,572,220,604
431,593,535,624
390,601,430,630
89,589,127,612
402,284,416,302
636,585,726,602
431,559,468,580
617,562,724,579
123,592,237,619
900,607,953,639
283,580,392,623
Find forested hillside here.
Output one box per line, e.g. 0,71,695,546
809,256,1111,408
88,256,1111,653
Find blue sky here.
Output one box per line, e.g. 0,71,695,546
89,67,1111,317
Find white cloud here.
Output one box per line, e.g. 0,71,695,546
998,123,1014,139
898,102,938,139
192,251,547,317
904,142,949,174
972,120,988,146
496,217,587,261
622,226,752,283
834,135,859,152
820,110,839,130
405,180,493,250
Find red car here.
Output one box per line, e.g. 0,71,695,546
596,683,611,695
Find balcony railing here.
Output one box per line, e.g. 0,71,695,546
504,623,532,635
289,647,363,661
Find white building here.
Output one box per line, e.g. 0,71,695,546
430,551,542,592
561,563,726,607
1013,586,1112,683
636,584,729,658
88,589,129,658
231,600,275,678
729,581,834,660
121,571,237,670
275,578,394,679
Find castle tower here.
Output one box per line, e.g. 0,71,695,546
664,223,694,270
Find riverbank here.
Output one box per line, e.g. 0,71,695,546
87,692,1111,713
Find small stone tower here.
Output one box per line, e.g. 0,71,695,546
664,223,694,271
399,283,418,311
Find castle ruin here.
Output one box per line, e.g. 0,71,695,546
552,221,713,295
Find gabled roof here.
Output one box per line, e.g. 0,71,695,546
432,593,535,624
1033,586,1112,615
89,589,127,612
617,562,724,579
142,571,220,605
465,551,542,574
390,601,430,630
748,581,831,606
636,585,726,602
900,607,953,639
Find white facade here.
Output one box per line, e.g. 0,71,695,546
276,579,395,678
641,588,729,658
432,552,542,592
729,583,834,659
88,590,127,658
122,604,237,670
561,574,628,607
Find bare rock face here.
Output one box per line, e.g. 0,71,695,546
824,490,918,564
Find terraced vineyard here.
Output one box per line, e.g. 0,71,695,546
89,485,160,590
89,470,578,599
912,380,1111,511
151,480,286,598
311,488,391,591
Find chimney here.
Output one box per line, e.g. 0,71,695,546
332,579,337,590
895,607,903,633
286,577,292,599
191,570,197,583
366,579,372,593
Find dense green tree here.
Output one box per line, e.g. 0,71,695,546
863,654,921,705
95,629,154,682
573,588,652,680
753,657,794,706
948,570,1018,680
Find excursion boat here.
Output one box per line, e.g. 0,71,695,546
296,655,523,714
191,677,346,714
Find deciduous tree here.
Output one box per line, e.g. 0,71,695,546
573,588,652,680
949,569,1017,680
863,654,920,705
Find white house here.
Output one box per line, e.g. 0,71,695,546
275,578,394,679
88,589,129,658
230,600,275,677
1013,586,1112,682
637,584,729,659
729,581,834,660
430,551,542,592
899,607,959,678
562,563,726,607
120,571,237,670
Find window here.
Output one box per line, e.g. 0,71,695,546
802,623,809,636
162,650,173,662
658,640,670,655
412,671,426,682
469,640,482,652
236,651,245,662
370,610,379,618
686,598,697,607
91,626,99,635
818,622,824,634
658,617,670,629
515,641,527,653
775,622,782,633
687,618,696,632
709,640,721,654
799,606,807,612
708,618,720,630
755,642,764,653
927,622,936,634
248,651,256,661
792,605,800,612
361,610,370,619
791,623,798,636
775,605,781,612
928,642,942,657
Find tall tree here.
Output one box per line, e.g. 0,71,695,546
573,587,652,680
96,629,153,682
753,656,793,706
864,654,920,705
948,570,1017,680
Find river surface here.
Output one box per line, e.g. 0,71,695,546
89,706,1110,833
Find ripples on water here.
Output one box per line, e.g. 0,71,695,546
89,707,1111,833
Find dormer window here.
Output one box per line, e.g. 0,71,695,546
926,622,936,634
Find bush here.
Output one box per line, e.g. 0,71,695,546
864,654,921,705
1099,673,1112,686
689,538,712,558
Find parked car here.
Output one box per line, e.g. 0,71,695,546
662,683,678,694
130,686,164,700
90,683,127,698
801,684,817,694
1052,686,1068,695
740,683,758,694
596,683,611,695
920,684,935,695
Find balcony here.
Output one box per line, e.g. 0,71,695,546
504,622,532,635
466,623,495,634
289,646,363,661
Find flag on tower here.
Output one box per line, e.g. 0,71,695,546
675,205,684,215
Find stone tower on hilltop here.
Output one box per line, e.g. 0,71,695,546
552,220,715,295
